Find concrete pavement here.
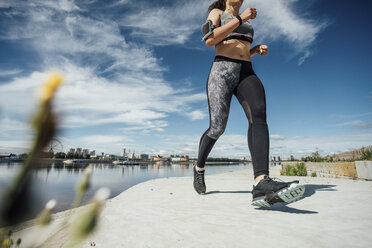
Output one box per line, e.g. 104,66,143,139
15,166,372,247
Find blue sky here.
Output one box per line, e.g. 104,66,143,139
0,0,371,159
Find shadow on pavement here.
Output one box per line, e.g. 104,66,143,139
204,190,251,194
302,184,337,198
255,184,338,214
254,204,319,214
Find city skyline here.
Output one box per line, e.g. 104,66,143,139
0,0,371,158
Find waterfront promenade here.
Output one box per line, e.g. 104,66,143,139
14,166,372,247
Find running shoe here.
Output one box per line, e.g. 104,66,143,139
193,166,206,194
251,175,305,207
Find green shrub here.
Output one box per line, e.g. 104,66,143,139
360,148,372,160
311,172,317,177
301,151,325,162
281,162,308,176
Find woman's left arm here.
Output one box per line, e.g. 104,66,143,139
250,44,268,57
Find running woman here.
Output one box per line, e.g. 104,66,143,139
194,0,305,207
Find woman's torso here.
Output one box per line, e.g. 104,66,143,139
215,10,254,62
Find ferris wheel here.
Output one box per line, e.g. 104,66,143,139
46,138,64,153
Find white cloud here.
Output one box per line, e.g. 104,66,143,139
78,134,131,146
334,120,372,129
245,0,325,46
269,132,372,158
330,112,372,119
270,134,285,140
120,1,210,45
354,123,372,130
0,60,204,131
0,1,162,73
245,0,328,64
0,140,32,154
0,0,12,8
298,51,311,65
0,116,29,135
110,0,129,7
0,69,23,77
335,120,363,127
120,0,328,63
0,0,206,153
56,134,133,155
186,110,207,120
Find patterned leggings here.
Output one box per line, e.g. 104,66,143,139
197,55,269,178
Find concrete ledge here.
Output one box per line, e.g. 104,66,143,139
356,161,372,180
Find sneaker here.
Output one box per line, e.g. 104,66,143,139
251,176,305,207
193,166,206,194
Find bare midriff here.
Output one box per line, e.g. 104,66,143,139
215,39,252,62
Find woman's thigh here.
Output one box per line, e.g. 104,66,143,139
206,60,241,138
234,74,267,123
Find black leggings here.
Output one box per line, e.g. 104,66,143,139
197,55,269,178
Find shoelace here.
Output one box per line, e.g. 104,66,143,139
195,171,205,185
265,176,285,183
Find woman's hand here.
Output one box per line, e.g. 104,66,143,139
257,45,268,56
240,7,257,22
250,45,268,57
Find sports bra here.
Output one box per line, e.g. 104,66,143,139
219,11,254,44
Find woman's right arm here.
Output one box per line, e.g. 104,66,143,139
204,7,257,47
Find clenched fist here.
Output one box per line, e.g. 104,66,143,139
256,45,268,56
240,7,257,22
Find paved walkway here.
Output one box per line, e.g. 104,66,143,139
17,166,372,247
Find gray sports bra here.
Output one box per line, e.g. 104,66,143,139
219,11,254,43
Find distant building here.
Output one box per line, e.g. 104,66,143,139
76,148,83,155
83,149,89,155
0,153,12,158
100,154,117,160
152,155,162,161
69,148,75,153
170,156,188,162
90,150,96,156
122,148,126,157
140,154,149,160
180,157,188,162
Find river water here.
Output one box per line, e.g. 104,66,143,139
0,162,279,221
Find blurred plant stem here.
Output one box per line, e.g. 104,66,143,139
71,165,93,208
0,74,112,248
0,74,63,227
64,188,110,248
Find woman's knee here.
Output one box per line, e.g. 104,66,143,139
251,104,267,123
206,125,225,139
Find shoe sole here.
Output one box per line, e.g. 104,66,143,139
251,181,305,207
193,186,206,195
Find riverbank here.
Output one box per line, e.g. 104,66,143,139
10,165,372,247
